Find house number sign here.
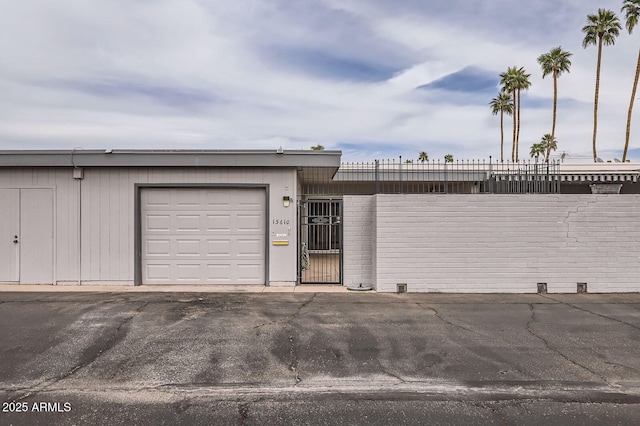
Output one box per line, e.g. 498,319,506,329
272,219,290,225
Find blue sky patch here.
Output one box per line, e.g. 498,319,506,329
267,47,401,82
53,78,221,110
418,67,498,93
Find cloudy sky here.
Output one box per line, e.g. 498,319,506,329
2,0,639,162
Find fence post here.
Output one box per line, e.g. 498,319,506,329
374,159,379,194
488,156,493,193
399,156,403,194
443,160,448,194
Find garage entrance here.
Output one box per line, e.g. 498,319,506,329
140,187,267,285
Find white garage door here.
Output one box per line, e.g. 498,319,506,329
141,188,266,285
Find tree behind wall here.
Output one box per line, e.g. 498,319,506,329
622,0,640,161
537,47,572,162
490,92,514,162
582,8,621,162
500,67,531,162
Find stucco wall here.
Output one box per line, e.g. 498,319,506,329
344,194,640,293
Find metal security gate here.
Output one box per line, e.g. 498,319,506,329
298,199,342,284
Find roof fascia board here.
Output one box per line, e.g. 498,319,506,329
0,150,341,168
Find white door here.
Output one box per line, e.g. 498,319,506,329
20,189,54,284
0,188,53,284
0,189,19,282
141,188,266,285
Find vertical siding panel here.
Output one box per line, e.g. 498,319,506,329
66,170,76,281
108,170,118,280
87,170,96,281
87,169,96,281
127,168,134,281
91,170,102,281
69,172,80,282
56,171,68,281
117,169,125,280
81,170,89,282
100,170,110,280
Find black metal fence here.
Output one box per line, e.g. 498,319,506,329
299,157,560,196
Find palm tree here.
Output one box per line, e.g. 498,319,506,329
444,154,454,163
490,92,514,162
311,144,325,150
514,68,531,162
530,142,545,161
622,0,640,161
500,67,531,162
539,133,558,162
531,134,558,162
582,9,622,162
537,47,572,162
418,151,429,162
500,68,518,161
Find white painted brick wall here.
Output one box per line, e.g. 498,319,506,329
344,194,640,293
343,196,374,287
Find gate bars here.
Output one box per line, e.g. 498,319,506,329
297,199,343,284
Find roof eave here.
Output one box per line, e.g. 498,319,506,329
0,150,342,168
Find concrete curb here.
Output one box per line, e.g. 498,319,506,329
0,284,358,293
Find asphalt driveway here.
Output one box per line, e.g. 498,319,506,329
1,292,640,425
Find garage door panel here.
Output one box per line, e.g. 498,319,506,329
237,264,264,283
238,200,263,208
206,264,232,281
207,239,231,256
176,264,201,281
146,190,171,206
237,239,263,256
237,214,263,231
176,239,201,256
146,215,171,231
206,214,231,231
141,188,266,285
146,264,171,281
174,191,201,206
176,214,201,231
203,191,230,206
146,239,171,256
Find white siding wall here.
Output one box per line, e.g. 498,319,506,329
0,167,297,286
344,194,640,293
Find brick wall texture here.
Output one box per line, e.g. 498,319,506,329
343,194,640,293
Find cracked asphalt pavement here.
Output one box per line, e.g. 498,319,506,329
1,292,640,425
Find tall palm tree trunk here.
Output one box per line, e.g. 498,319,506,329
547,70,558,163
500,110,504,162
593,37,603,162
511,89,517,162
623,46,640,162
516,89,521,162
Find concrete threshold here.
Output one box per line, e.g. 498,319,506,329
0,284,356,293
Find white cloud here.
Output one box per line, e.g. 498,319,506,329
1,0,639,162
